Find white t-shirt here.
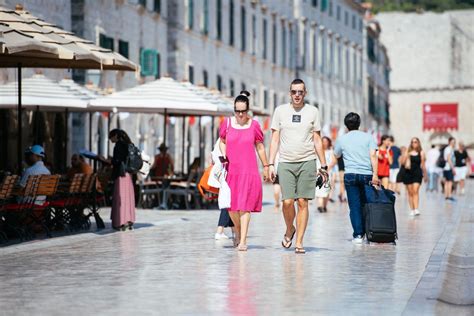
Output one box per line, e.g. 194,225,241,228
443,146,455,171
426,148,440,171
271,103,321,162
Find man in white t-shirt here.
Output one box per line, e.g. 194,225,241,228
425,145,440,192
268,79,328,254
443,137,456,201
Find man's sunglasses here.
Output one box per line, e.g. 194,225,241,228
290,90,305,96
234,109,248,114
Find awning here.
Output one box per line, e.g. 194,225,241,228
0,6,137,71
89,77,234,116
422,103,458,131
0,74,89,110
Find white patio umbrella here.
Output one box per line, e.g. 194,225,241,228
89,77,233,116
0,5,138,171
0,74,89,110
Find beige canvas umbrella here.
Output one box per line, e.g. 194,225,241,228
0,5,138,170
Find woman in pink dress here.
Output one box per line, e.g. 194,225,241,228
219,91,269,251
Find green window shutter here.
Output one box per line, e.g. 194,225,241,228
321,0,328,12
140,49,158,77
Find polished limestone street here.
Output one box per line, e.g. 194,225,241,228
0,182,472,315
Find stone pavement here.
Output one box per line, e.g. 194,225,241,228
0,181,473,315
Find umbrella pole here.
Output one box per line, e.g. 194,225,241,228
199,117,203,170
163,108,167,146
107,112,111,157
17,64,22,173
65,108,69,173
89,112,93,151
211,117,215,145
181,116,185,174
35,106,39,144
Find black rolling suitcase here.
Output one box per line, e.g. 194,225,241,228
363,185,397,243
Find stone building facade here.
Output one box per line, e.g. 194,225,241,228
0,0,391,173
377,10,474,148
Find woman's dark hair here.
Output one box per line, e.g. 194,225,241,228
322,136,332,148
344,112,361,131
379,134,390,146
234,90,251,110
108,129,132,144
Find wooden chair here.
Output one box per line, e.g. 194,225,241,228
31,175,60,237
0,175,19,242
50,174,85,232
3,175,42,241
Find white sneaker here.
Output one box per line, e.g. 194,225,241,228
214,233,229,240
409,210,416,216
414,209,420,216
352,235,364,244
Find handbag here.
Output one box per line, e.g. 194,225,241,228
198,118,230,200
198,165,219,200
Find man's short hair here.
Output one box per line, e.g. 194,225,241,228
344,112,361,131
289,78,306,90
388,136,394,142
448,137,455,143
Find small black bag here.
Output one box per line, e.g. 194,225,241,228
363,185,397,243
125,143,144,174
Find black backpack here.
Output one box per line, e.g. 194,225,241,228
125,143,143,174
437,148,446,168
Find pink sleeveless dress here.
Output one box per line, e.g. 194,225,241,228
219,118,264,212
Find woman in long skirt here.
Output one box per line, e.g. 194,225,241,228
109,129,136,230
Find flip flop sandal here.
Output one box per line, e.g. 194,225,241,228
295,247,306,254
238,244,248,251
281,228,296,249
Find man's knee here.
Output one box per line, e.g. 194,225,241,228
282,199,295,208
296,198,308,208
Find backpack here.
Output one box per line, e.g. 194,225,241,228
125,143,144,174
437,148,446,168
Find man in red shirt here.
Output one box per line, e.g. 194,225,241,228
151,143,174,177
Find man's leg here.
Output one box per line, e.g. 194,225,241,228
295,198,309,248
282,199,296,237
344,174,364,238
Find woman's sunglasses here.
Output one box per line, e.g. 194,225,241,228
234,109,248,114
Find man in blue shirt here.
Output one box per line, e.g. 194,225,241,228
334,113,379,244
388,136,401,194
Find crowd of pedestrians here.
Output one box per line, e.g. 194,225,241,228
209,77,471,251
16,77,469,251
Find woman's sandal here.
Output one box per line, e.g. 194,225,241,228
295,247,306,254
281,227,296,249
238,244,248,251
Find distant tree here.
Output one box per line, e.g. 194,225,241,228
372,0,474,12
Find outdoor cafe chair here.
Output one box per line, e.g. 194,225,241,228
49,174,85,232
31,175,61,237
0,175,19,242
137,177,162,209
164,171,201,210
3,175,41,241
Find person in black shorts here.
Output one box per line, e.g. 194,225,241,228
400,137,427,216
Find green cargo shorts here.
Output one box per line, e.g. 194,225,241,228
277,160,317,200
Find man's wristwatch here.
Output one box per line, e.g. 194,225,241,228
320,165,328,171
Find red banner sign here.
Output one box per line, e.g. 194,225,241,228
422,103,458,131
